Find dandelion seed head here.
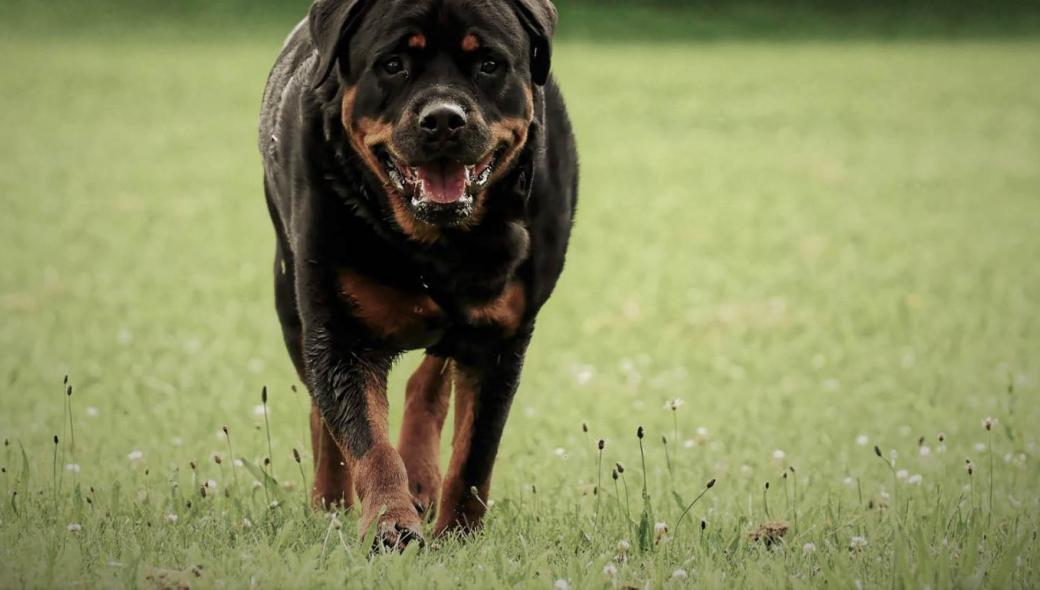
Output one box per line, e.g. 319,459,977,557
127,450,144,462
671,569,688,580
919,445,931,457
855,434,869,446
165,513,178,524
85,406,99,418
850,536,868,550
67,523,82,533
65,463,80,473
803,542,816,554
907,474,923,485
896,469,909,480
772,449,786,461
602,563,618,577
553,579,570,590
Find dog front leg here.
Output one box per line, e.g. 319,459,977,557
303,326,423,550
434,331,531,537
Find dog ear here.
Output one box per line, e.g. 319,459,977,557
309,0,371,88
512,0,557,86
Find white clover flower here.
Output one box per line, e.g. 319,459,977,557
907,474,923,485
919,445,931,457
896,469,909,480
253,404,269,417
67,523,82,532
165,513,178,524
803,542,816,554
855,434,869,446
974,442,987,452
671,568,688,580
740,464,753,476
664,399,684,411
683,439,696,448
233,459,244,467
127,450,144,462
553,447,567,458
171,437,184,447
204,479,218,490
850,536,868,550
269,500,280,509
65,463,80,473
553,579,570,590
85,406,99,417
602,563,618,578
242,517,253,528
572,365,594,386
772,449,786,461
843,477,855,487
617,539,631,554
654,521,669,543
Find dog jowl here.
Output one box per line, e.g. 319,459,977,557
260,0,578,550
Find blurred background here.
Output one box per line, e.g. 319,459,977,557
0,1,1038,583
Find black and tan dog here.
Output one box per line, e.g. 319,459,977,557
259,0,577,548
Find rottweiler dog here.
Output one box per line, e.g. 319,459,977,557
259,0,577,548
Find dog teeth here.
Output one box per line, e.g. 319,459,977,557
387,167,405,191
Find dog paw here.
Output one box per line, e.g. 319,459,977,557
359,499,425,553
370,517,425,553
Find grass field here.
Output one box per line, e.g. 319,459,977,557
2,7,1040,589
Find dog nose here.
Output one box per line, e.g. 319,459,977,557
418,102,467,142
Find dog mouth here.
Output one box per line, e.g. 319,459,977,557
378,146,503,208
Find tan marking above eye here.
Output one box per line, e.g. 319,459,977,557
461,34,480,53
408,34,426,50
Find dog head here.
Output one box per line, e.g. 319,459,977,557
309,0,556,237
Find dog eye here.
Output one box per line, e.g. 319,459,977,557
382,57,405,76
479,58,499,75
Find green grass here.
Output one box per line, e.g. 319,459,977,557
2,11,1040,590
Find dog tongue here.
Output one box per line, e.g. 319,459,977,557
418,161,468,204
